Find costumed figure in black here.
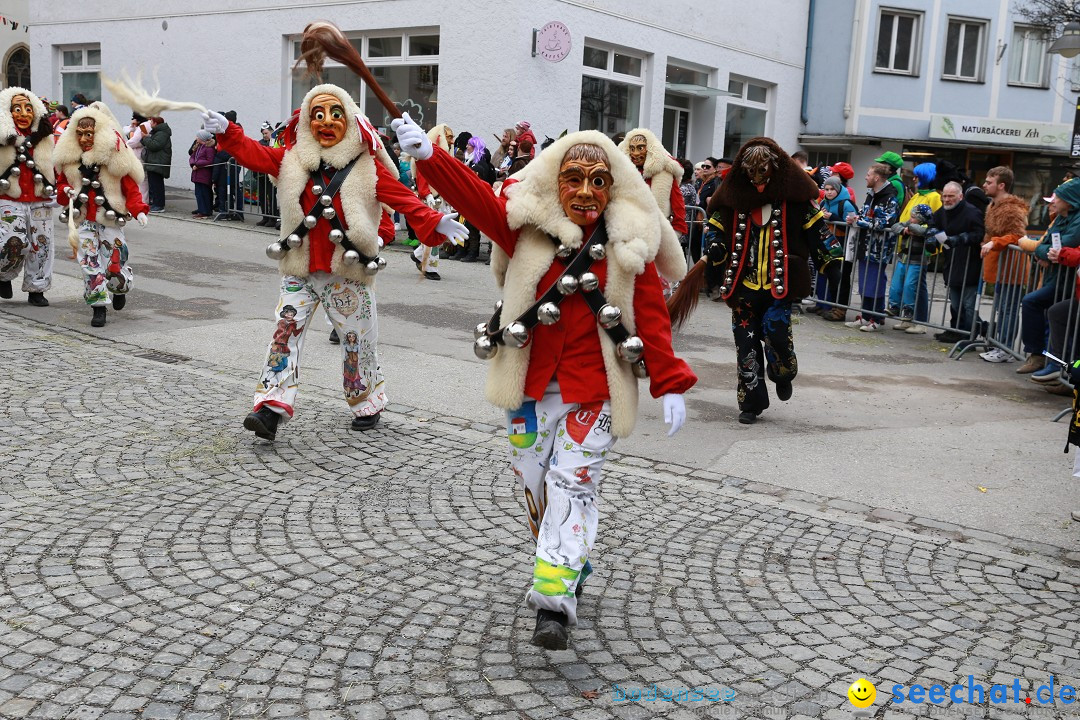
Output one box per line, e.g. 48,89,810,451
668,138,836,424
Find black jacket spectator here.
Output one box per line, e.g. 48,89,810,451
931,197,985,289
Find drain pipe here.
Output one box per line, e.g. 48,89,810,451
800,0,816,125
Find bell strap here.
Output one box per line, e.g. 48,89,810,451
282,158,375,264
67,164,125,220
0,138,32,184
483,221,608,343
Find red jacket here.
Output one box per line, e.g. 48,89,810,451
642,173,688,234
11,128,52,203
55,174,148,221
1057,246,1080,300
217,122,442,274
419,146,696,404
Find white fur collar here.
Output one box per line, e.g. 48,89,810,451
54,103,144,182
0,86,48,141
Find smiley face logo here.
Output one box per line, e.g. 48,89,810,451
847,678,876,709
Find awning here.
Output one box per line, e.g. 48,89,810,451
665,82,737,97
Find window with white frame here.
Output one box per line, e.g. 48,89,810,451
875,9,922,75
579,41,646,135
290,30,439,131
942,17,987,82
724,77,771,156
59,44,101,103
1011,25,1051,88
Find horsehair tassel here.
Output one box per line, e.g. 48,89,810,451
298,20,402,119
101,68,207,115
666,258,707,331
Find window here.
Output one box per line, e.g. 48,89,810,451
579,41,645,135
291,30,439,131
4,46,29,89
807,151,850,169
1010,25,1051,88
59,44,101,103
875,9,921,75
725,76,772,155
942,18,987,81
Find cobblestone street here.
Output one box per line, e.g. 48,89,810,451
1,314,1079,720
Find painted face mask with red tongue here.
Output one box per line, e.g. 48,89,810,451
742,145,777,194
558,145,613,226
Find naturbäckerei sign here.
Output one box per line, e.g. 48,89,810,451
929,114,1070,150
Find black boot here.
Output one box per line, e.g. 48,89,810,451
738,410,758,425
351,411,381,431
243,407,280,441
0,280,11,299
776,381,792,401
27,292,49,307
329,328,340,344
532,609,569,650
460,252,479,263
112,294,126,311
91,306,106,327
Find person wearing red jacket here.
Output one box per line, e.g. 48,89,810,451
199,85,466,441
0,86,56,307
394,113,696,650
54,102,149,328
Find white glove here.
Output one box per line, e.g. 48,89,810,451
200,110,229,135
136,213,148,227
662,394,686,436
424,193,436,206
436,213,468,246
391,112,432,160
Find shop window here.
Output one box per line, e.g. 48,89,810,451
807,151,851,169
942,18,987,82
291,30,439,131
875,9,922,76
60,44,101,103
579,41,645,135
4,46,29,89
725,76,771,156
1009,25,1050,88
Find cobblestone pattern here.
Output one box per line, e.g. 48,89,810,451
0,315,1078,720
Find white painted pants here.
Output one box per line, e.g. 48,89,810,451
507,382,615,626
77,221,132,307
255,272,387,421
0,200,53,293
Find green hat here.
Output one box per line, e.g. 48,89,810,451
1054,178,1080,209
874,151,904,170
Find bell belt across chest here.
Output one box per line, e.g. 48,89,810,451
0,138,54,197
60,164,128,226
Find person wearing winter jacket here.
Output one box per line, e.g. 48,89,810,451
813,175,856,318
189,130,216,218
844,163,899,331
140,116,171,212
926,182,986,341
886,162,942,331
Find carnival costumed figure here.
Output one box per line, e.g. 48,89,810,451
55,102,148,327
394,114,697,650
670,138,834,425
0,86,57,307
618,128,687,236
200,85,466,441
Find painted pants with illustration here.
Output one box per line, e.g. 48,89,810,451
507,382,615,627
77,221,133,307
255,272,386,422
0,200,53,293
731,289,796,414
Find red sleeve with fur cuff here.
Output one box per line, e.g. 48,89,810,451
122,176,149,217
633,262,698,397
669,181,688,234
374,161,443,247
217,122,284,176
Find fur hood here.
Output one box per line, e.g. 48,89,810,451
0,86,55,199
985,194,1029,238
618,127,682,181
499,130,686,282
710,136,818,213
54,103,144,183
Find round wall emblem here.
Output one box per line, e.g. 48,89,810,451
536,21,571,63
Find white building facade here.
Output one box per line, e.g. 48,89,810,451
1,0,30,92
802,0,1076,228
27,0,810,183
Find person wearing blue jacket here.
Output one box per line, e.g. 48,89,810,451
811,175,856,315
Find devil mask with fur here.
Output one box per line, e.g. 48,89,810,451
708,137,818,214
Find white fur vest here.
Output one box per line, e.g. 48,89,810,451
486,130,686,438
0,86,55,201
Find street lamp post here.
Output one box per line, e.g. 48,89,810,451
1050,22,1080,158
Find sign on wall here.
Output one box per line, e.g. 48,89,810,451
929,114,1071,151
1071,99,1080,158
534,21,571,63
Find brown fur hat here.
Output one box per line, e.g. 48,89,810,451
708,136,818,213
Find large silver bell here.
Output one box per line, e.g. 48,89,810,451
322,207,336,220
328,229,343,242
376,256,387,270
104,209,117,221
94,196,106,206
502,321,530,348
90,180,101,189
555,244,572,258
81,176,91,186
8,166,19,177
0,179,9,191
70,206,81,218
598,304,622,329
25,159,34,169
266,242,285,259
342,249,361,265
303,215,317,228
17,154,26,163
320,194,333,207
286,233,303,249
475,322,489,339
78,193,89,203
588,243,606,260
311,184,324,196
631,358,649,379
364,260,380,275
116,216,127,227
43,185,54,196
579,272,599,292
617,335,644,363
556,275,579,295
537,302,561,325
58,210,68,223
473,335,498,360
33,173,42,183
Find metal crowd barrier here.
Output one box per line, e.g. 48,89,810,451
684,204,707,266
